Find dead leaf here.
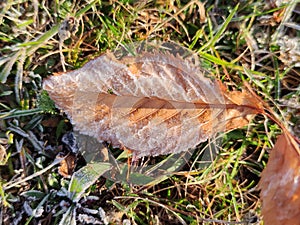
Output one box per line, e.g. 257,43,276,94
259,134,300,225
43,43,263,158
58,153,77,178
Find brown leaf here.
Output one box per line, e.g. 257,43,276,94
58,153,77,178
43,43,263,157
259,134,300,225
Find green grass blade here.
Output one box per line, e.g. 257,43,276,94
0,52,20,83
0,108,43,120
59,207,76,225
68,162,111,201
199,4,240,51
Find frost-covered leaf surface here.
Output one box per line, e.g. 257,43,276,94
68,162,111,201
259,134,300,225
43,43,264,158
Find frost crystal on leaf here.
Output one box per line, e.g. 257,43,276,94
43,42,263,158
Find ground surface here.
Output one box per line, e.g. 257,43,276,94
0,1,299,224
